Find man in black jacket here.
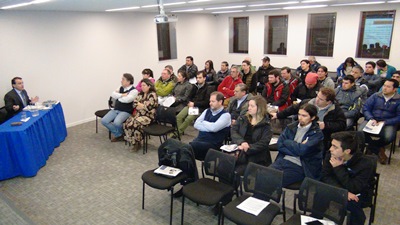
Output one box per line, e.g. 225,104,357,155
178,56,198,79
255,56,275,94
271,87,347,149
175,71,210,137
4,77,39,117
321,131,374,225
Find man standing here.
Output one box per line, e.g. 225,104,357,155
241,60,257,95
179,56,198,79
101,73,138,142
4,77,39,117
190,92,231,160
227,83,252,125
263,69,290,112
175,71,210,137
218,66,243,107
216,61,230,85
359,79,400,164
363,61,382,97
335,75,367,130
321,131,374,225
271,103,324,187
255,56,275,94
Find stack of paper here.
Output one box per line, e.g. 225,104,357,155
236,197,270,216
363,120,384,135
220,144,238,152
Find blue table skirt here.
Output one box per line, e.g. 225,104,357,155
0,103,67,180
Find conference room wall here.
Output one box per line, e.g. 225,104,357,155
0,11,219,127
212,4,400,72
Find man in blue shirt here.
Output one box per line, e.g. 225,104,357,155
190,91,231,160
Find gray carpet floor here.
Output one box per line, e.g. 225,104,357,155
0,121,399,225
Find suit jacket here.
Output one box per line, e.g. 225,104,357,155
4,89,30,116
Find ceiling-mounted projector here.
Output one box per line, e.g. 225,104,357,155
154,14,178,23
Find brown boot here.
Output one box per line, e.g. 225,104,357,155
111,136,124,142
378,147,388,165
131,142,141,152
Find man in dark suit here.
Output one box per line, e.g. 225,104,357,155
4,77,39,117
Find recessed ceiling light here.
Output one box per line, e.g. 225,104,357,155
206,5,246,10
246,8,282,12
284,4,328,9
141,4,159,8
188,0,212,3
388,0,400,2
1,0,52,9
164,2,186,6
301,0,330,3
331,1,385,6
211,10,244,14
105,6,140,12
171,8,204,12
248,1,299,7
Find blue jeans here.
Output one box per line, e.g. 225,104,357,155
270,158,305,187
101,109,130,138
359,121,396,154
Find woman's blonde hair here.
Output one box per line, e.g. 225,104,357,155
245,95,268,124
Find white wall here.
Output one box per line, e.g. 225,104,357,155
0,11,218,126
1,4,399,127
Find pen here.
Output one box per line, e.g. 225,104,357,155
355,194,361,197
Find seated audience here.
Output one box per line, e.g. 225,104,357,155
262,69,291,111
297,59,313,84
359,79,400,164
272,87,347,149
241,60,257,95
281,67,299,96
190,92,231,160
296,56,320,75
170,70,192,112
216,61,230,85
175,71,210,137
337,57,359,83
218,65,243,107
123,79,158,151
165,65,178,82
155,69,176,97
317,66,335,89
376,59,397,79
270,103,324,187
363,61,382,97
380,71,400,94
136,69,155,92
101,73,138,142
203,60,217,85
255,56,275,94
4,76,39,117
291,73,320,102
335,75,367,130
321,131,374,225
227,83,253,124
178,56,198,79
231,96,273,174
351,65,369,90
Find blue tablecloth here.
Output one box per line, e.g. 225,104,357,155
0,103,67,180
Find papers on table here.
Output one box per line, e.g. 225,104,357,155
300,215,335,225
154,165,182,178
188,107,199,115
21,117,30,122
269,137,278,145
363,120,384,135
220,144,238,152
236,197,270,216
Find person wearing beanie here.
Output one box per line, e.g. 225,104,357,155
291,72,321,103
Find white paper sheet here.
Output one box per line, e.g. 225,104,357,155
300,215,335,225
236,197,270,216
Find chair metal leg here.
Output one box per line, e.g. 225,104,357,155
95,116,99,133
170,187,174,225
389,135,396,164
221,207,225,225
181,195,185,225
142,181,145,210
282,190,286,222
217,202,222,225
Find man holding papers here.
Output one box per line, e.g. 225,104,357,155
359,79,400,164
321,131,374,225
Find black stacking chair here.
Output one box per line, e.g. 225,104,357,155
181,149,237,225
142,106,180,154
0,106,8,125
362,155,380,225
222,163,286,225
94,97,115,138
141,140,198,225
283,178,349,225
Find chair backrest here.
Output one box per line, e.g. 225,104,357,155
352,131,366,154
243,163,283,203
362,154,379,207
0,106,8,125
108,97,116,109
298,178,348,225
203,149,236,185
156,106,178,127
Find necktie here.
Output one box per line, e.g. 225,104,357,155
21,91,27,107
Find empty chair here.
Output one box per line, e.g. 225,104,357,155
94,97,115,138
362,155,380,225
222,163,286,225
181,149,237,225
